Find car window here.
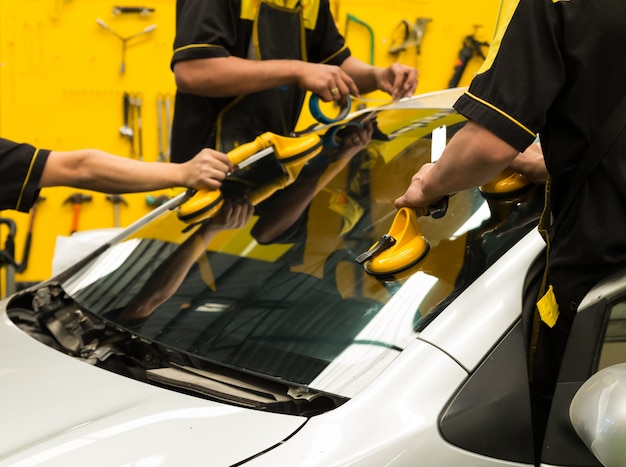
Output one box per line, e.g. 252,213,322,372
598,298,626,370
53,107,544,397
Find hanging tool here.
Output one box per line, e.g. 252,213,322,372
96,19,157,74
112,6,155,16
0,196,45,295
0,218,17,297
344,14,375,65
156,94,172,162
178,131,324,224
388,17,431,56
131,93,144,160
448,26,489,88
16,196,45,274
120,92,135,155
63,193,92,234
106,194,128,227
165,96,172,161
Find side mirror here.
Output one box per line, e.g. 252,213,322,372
570,363,626,467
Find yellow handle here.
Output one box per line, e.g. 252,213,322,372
177,132,323,224
227,133,274,166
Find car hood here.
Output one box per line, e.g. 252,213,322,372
0,304,306,467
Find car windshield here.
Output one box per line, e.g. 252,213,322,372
56,100,543,398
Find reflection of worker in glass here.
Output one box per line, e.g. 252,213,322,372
170,0,417,159
116,199,253,326
251,122,373,244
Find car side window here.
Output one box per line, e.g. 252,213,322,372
598,299,626,370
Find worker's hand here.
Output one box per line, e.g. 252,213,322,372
394,163,442,210
296,62,360,106
508,142,548,185
375,63,418,100
183,148,232,190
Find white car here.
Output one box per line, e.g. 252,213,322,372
1,89,623,467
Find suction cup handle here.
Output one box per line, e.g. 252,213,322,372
355,234,396,264
428,195,449,219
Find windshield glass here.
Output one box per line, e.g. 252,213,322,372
58,103,543,397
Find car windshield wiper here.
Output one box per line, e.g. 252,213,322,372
146,363,346,416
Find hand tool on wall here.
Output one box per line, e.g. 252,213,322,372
131,93,144,160
0,218,17,297
120,92,135,155
344,13,375,65
388,17,431,56
63,193,92,234
448,26,489,88
15,195,45,274
96,19,157,74
106,194,128,227
156,94,172,162
165,96,172,160
112,6,155,16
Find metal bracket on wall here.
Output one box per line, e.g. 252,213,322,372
96,18,157,74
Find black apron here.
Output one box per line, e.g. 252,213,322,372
216,1,307,152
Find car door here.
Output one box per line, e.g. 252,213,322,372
540,268,626,467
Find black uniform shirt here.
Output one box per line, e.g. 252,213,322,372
0,138,49,212
170,0,350,162
453,0,626,296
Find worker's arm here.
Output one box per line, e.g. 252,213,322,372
174,56,359,104
395,121,520,209
39,148,232,193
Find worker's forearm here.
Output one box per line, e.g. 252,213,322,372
174,57,302,97
422,122,520,200
339,57,379,94
41,149,186,193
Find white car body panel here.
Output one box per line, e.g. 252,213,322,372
419,229,544,372
0,307,305,467
246,340,529,467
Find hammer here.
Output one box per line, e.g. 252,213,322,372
106,194,128,227
63,193,92,234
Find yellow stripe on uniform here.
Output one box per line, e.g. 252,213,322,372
241,0,320,30
477,0,521,75
15,148,42,210
465,91,537,137
173,44,223,54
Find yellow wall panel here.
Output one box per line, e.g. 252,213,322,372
0,0,178,289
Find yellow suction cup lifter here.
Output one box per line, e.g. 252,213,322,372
479,168,530,197
177,131,323,224
355,197,448,276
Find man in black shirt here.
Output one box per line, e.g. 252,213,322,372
396,0,626,442
170,0,418,159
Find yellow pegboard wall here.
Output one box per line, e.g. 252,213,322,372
335,0,500,93
0,0,178,288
